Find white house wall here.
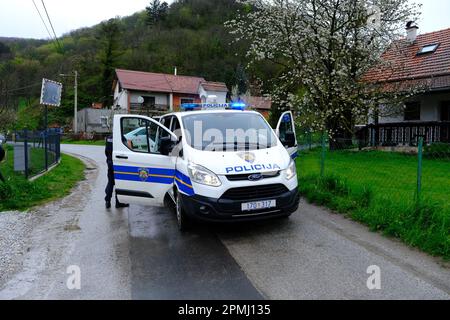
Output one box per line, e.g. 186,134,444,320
209,91,227,104
379,92,450,123
199,86,227,104
199,86,207,101
129,91,170,106
113,83,129,111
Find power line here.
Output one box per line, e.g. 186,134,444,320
31,0,54,45
2,82,43,94
40,0,63,51
4,2,66,100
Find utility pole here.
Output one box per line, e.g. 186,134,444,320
60,70,78,134
74,70,78,134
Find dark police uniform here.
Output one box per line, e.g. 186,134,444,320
0,144,5,183
105,136,128,209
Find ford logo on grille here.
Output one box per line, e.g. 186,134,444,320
248,173,264,181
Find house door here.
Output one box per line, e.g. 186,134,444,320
441,102,450,142
143,97,156,116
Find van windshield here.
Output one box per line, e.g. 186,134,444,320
182,112,277,152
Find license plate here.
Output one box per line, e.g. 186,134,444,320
241,200,277,212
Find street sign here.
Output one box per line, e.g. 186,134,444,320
40,78,63,107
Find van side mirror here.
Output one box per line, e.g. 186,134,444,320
282,131,296,148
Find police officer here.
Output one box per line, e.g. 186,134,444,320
0,144,5,183
105,135,129,209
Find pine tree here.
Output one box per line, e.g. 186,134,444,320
98,19,122,107
145,0,169,26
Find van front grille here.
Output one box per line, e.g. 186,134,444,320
220,184,289,201
226,171,280,182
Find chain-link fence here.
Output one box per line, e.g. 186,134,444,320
296,133,450,258
11,129,61,179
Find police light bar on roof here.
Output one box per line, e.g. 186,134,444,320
180,102,247,111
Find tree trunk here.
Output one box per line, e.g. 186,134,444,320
328,110,354,151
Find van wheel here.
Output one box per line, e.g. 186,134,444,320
176,194,189,231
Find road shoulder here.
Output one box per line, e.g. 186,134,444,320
0,155,99,298
219,201,450,300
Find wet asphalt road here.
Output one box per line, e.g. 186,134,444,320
129,205,261,300
0,145,448,300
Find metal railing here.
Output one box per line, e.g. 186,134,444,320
12,129,61,179
296,133,450,258
129,103,170,117
357,121,450,147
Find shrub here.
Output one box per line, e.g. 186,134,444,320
0,183,13,201
424,143,450,159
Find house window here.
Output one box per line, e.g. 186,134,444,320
404,102,421,121
143,96,156,107
417,43,439,55
181,98,194,105
441,102,450,121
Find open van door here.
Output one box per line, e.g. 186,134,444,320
113,115,178,207
276,111,298,160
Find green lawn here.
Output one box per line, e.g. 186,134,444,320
0,145,85,211
297,150,450,259
61,139,105,146
28,147,47,176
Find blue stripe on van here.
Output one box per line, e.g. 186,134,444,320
114,165,175,176
113,165,195,196
175,170,195,196
114,173,174,185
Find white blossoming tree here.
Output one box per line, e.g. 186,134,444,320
226,0,422,147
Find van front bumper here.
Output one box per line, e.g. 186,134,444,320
180,188,300,222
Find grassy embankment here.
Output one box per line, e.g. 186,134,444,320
297,149,450,259
61,139,105,146
0,145,85,211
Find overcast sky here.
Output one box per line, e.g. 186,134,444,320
0,0,449,39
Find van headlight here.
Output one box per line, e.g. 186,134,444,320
284,160,297,180
187,163,222,187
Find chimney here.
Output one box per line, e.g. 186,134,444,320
174,67,177,76
406,21,419,43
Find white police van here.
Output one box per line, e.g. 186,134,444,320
112,103,300,230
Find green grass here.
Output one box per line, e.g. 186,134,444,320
297,150,450,259
0,145,85,211
61,139,105,146
27,147,47,176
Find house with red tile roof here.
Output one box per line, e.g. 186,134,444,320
112,69,228,115
244,96,272,119
363,24,450,145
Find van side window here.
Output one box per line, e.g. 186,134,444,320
171,117,182,139
161,116,172,130
121,117,162,155
279,113,294,141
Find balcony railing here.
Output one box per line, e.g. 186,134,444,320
129,103,170,116
357,121,450,147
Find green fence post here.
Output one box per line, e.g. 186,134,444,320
308,131,312,150
320,132,326,178
416,136,424,205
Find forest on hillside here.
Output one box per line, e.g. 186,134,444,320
0,0,281,131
